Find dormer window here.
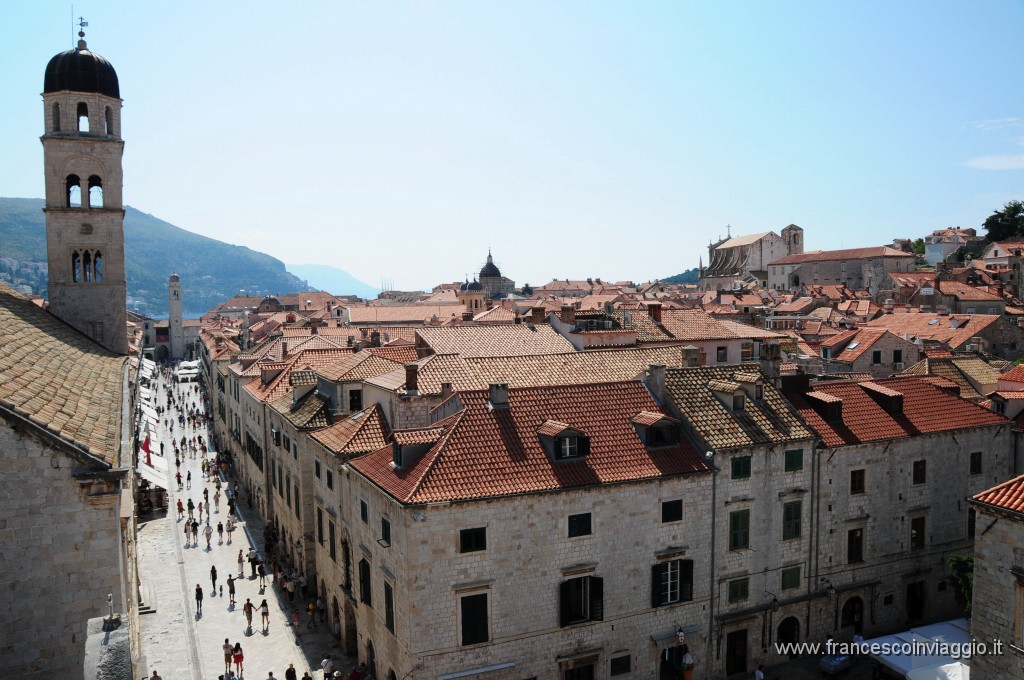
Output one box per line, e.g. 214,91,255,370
538,420,590,461
733,394,745,411
631,411,681,448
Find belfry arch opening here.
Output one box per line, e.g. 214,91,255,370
88,176,103,208
82,251,92,282
77,102,89,132
66,175,81,207
93,252,103,282
104,107,114,135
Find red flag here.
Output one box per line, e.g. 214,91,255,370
142,434,152,467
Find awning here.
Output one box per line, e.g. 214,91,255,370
137,460,168,489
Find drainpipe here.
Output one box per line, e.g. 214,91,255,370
707,451,717,662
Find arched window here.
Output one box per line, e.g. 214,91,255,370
66,175,81,207
77,102,89,132
93,252,103,282
71,251,82,282
104,107,114,135
173,290,179,300
82,251,92,282
52,102,61,132
88,176,103,208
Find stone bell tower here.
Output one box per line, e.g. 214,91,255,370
40,26,128,354
168,274,184,360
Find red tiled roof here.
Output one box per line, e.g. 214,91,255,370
785,376,1007,447
999,365,1024,384
310,404,390,456
350,381,710,504
770,246,913,266
972,474,1024,515
416,325,574,357
863,314,1002,349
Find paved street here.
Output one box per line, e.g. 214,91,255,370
137,372,351,680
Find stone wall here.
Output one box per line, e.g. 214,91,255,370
970,505,1024,679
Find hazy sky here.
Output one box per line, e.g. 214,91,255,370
3,1,1024,291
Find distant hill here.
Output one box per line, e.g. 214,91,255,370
287,263,379,300
0,197,314,318
661,267,699,284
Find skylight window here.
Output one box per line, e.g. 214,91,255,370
847,341,860,350
929,318,940,325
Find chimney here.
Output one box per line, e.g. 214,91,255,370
488,383,509,410
347,335,354,347
440,382,453,399
405,363,419,395
560,304,576,325
681,345,701,367
462,312,474,322
646,364,667,402
759,342,782,387
370,331,381,347
884,299,894,314
531,306,546,324
647,301,663,323
936,305,949,316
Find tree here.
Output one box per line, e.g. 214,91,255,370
520,283,533,296
911,238,925,255
948,554,974,616
983,200,1024,242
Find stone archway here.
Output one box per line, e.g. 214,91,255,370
777,616,800,657
841,596,864,632
366,640,376,679
343,598,357,656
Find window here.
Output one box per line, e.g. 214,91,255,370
384,583,395,633
728,577,749,602
77,102,89,131
317,507,324,544
968,508,976,540
349,388,362,412
460,527,487,553
893,349,903,364
610,656,631,675
286,476,291,507
872,350,882,365
88,176,103,208
381,517,391,546
556,436,589,460
729,510,750,550
52,102,60,132
104,106,113,135
358,559,372,606
850,469,866,495
848,528,864,564
662,499,683,523
970,451,982,475
651,559,693,606
717,346,727,362
731,456,751,479
910,517,925,551
328,521,336,560
360,500,368,523
460,593,489,644
568,513,592,537
294,484,300,519
732,394,745,411
781,566,800,590
782,501,801,540
559,575,603,626
912,460,926,484
326,470,334,490
784,449,803,472
315,460,321,478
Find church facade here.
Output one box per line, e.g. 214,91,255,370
699,225,803,291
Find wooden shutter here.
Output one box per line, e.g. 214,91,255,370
559,580,573,627
651,564,666,608
589,576,604,621
681,559,694,601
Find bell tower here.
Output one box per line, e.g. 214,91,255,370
168,274,184,360
40,25,128,354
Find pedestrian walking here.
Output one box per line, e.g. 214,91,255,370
306,600,317,629
260,598,270,631
317,596,326,623
184,520,191,544
192,518,200,544
187,498,195,518
214,489,221,512
198,501,203,517
218,521,224,544
249,549,258,577
227,518,235,544
175,472,183,490
287,576,296,602
292,609,301,640
195,583,203,614
211,565,218,593
237,549,244,577
204,521,214,549
242,598,254,629
232,642,244,675
203,487,209,504
222,638,233,675
266,673,275,680
285,664,297,680
176,499,184,519
258,561,266,587
186,470,192,489
227,574,236,604
320,655,334,678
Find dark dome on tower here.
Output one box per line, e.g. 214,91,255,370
44,38,119,98
460,279,483,292
479,250,501,279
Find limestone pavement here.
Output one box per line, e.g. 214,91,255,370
138,372,352,680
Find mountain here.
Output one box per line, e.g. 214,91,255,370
661,267,699,284
0,197,314,318
286,263,379,300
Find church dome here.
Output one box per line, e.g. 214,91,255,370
479,251,501,279
44,38,119,98
460,279,483,292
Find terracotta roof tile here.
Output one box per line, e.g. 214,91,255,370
864,314,1002,350
785,376,1006,447
416,325,574,357
973,474,1024,515
770,246,913,266
310,404,390,456
393,427,446,445
351,381,710,504
0,283,126,465
269,391,331,430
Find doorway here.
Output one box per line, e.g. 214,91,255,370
726,629,748,675
906,581,926,622
777,617,800,657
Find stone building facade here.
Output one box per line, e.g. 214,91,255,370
767,247,915,294
700,225,803,291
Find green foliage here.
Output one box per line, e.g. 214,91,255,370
947,553,974,617
520,282,533,295
661,267,699,284
0,197,311,317
912,238,925,255
983,200,1024,242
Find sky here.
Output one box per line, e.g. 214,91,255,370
3,1,1024,292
